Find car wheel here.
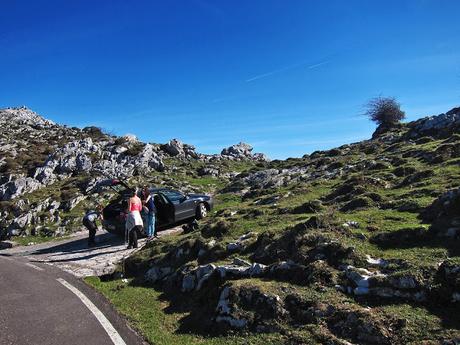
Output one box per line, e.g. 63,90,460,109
196,203,207,219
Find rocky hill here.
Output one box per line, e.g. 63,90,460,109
112,106,459,344
2,105,460,344
0,106,267,241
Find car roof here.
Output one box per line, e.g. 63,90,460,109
149,188,178,193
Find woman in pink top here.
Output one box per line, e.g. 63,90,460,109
129,193,142,212
126,188,143,249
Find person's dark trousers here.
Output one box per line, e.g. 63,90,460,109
83,219,97,246
128,225,141,248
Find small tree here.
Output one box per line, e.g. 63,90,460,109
365,96,405,126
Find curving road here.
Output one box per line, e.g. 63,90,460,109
0,255,146,345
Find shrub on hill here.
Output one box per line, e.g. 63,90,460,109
365,96,406,126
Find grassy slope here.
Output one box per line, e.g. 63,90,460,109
89,128,460,344
85,278,288,345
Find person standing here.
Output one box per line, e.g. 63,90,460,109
142,187,157,238
82,205,103,247
126,188,143,249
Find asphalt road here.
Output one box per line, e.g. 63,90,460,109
0,255,146,345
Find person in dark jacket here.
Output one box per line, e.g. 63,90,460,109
82,205,103,247
142,186,157,238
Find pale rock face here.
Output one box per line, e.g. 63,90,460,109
0,108,168,203
9,212,33,230
0,106,56,127
163,139,184,156
215,286,248,329
34,166,56,184
366,255,388,267
221,142,269,162
345,266,381,289
0,177,42,201
161,139,198,159
413,108,460,134
76,154,93,172
0,107,268,204
243,169,285,189
221,142,253,157
135,144,164,171
122,134,138,142
341,265,428,301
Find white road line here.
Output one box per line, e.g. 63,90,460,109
57,278,127,345
25,263,44,271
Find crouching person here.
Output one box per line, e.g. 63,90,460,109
82,205,103,247
126,188,143,249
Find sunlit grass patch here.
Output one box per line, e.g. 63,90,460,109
85,277,286,345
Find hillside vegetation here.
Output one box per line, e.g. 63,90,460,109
2,106,460,344
94,107,460,344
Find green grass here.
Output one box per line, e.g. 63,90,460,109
86,275,460,344
377,303,460,344
12,234,70,246
85,277,286,345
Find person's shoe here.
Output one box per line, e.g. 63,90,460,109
127,245,133,249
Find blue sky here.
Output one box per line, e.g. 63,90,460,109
1,0,459,159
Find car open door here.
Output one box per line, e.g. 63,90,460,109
155,193,175,227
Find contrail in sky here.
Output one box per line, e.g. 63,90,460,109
245,59,331,83
307,60,330,69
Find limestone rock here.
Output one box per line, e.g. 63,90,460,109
0,177,41,201
162,139,198,158
221,142,269,161
411,107,460,137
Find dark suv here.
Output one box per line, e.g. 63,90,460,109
101,180,213,235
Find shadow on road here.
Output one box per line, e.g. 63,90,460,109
31,249,126,263
28,232,126,257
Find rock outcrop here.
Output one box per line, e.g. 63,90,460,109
221,142,269,161
161,139,199,158
0,107,271,239
409,107,460,138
